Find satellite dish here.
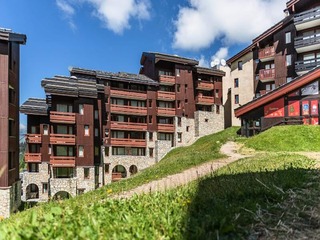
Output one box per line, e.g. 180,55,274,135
211,58,220,68
220,59,226,66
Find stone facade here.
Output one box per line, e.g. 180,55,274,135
195,109,225,137
0,180,21,218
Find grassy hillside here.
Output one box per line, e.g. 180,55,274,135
242,125,320,152
0,154,318,239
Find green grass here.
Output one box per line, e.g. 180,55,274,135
1,154,318,239
242,125,320,152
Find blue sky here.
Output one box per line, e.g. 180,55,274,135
0,0,288,132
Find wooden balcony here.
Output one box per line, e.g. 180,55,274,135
294,6,320,31
50,156,76,167
50,134,76,145
196,81,214,90
25,134,42,144
110,89,147,100
111,121,148,131
195,96,214,105
157,124,175,132
258,46,275,62
157,91,176,101
157,107,176,116
295,58,320,74
110,105,147,115
112,173,123,181
24,153,42,163
295,34,320,54
50,111,76,124
259,69,275,82
111,138,146,147
159,75,175,85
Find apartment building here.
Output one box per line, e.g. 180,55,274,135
20,52,225,201
230,0,320,136
0,28,26,217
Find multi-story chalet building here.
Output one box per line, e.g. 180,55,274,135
20,52,225,201
223,0,320,135
0,28,26,218
235,0,320,135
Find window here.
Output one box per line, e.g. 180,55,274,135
78,146,84,157
149,116,153,124
42,183,48,193
238,61,243,70
48,147,52,155
185,84,188,93
176,69,180,77
29,163,39,173
95,128,99,137
84,168,90,179
43,125,48,135
149,148,154,157
112,147,125,155
177,84,181,92
57,104,73,113
287,77,292,83
95,147,99,156
94,110,99,119
216,105,220,114
77,189,85,195
9,119,15,137
235,95,239,104
215,89,219,98
9,152,15,170
84,125,89,136
53,167,74,178
186,126,189,132
149,132,153,141
149,100,152,107
286,55,292,66
285,32,291,44
234,78,239,88
177,100,181,108
31,126,37,134
104,147,109,156
79,104,84,115
185,99,188,103
177,117,182,127
177,133,182,143
105,163,110,173
9,87,15,104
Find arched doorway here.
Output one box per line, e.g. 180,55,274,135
112,165,127,181
53,191,71,200
129,165,138,176
26,184,39,200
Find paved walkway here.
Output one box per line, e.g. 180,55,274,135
113,141,248,199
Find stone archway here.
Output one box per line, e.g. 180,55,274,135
129,165,138,176
26,184,39,200
112,165,127,181
53,191,71,200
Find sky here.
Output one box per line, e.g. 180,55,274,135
0,0,288,133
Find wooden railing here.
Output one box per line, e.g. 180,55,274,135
110,105,147,115
112,173,123,181
157,124,175,132
25,134,42,144
196,81,214,90
258,46,275,60
259,69,275,82
111,121,148,131
159,75,175,85
157,107,176,116
294,6,320,24
157,91,176,101
111,138,146,147
110,89,147,100
195,96,214,105
24,153,42,163
50,111,76,124
295,58,320,72
50,134,76,145
50,156,76,167
295,34,320,49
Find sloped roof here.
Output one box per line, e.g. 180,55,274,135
20,98,48,116
0,28,26,44
141,52,199,66
235,66,320,117
194,66,225,77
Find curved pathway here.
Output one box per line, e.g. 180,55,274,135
113,141,249,199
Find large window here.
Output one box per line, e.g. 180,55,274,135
286,55,292,66
235,95,239,104
234,78,239,88
53,167,75,178
238,61,243,70
57,104,73,113
112,147,145,156
285,32,291,44
158,101,174,108
28,163,39,173
55,146,74,156
158,133,173,141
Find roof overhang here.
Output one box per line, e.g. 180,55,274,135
141,52,198,66
195,67,225,77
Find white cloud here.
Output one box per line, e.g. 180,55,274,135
173,0,288,51
198,55,209,67
56,0,151,34
20,123,27,135
211,47,228,61
56,0,77,30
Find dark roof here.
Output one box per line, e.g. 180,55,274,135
235,66,320,117
141,52,199,66
20,98,48,116
194,66,225,77
41,75,102,98
70,67,158,86
0,28,26,44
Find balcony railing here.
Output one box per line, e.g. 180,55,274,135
25,134,42,144
24,153,42,163
50,111,76,124
295,58,320,73
110,138,146,147
157,124,175,132
110,89,147,100
159,75,175,85
258,46,275,61
50,134,76,145
259,69,275,82
110,121,148,131
50,156,76,167
294,7,320,31
110,105,147,115
294,34,320,53
157,107,176,116
157,91,176,101
196,81,214,90
195,96,214,105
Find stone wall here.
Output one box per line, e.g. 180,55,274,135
175,117,196,147
76,167,95,193
195,109,225,137
0,188,10,218
50,178,77,198
155,140,172,163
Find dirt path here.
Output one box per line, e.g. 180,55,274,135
113,141,249,199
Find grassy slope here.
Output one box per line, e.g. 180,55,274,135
243,125,320,152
